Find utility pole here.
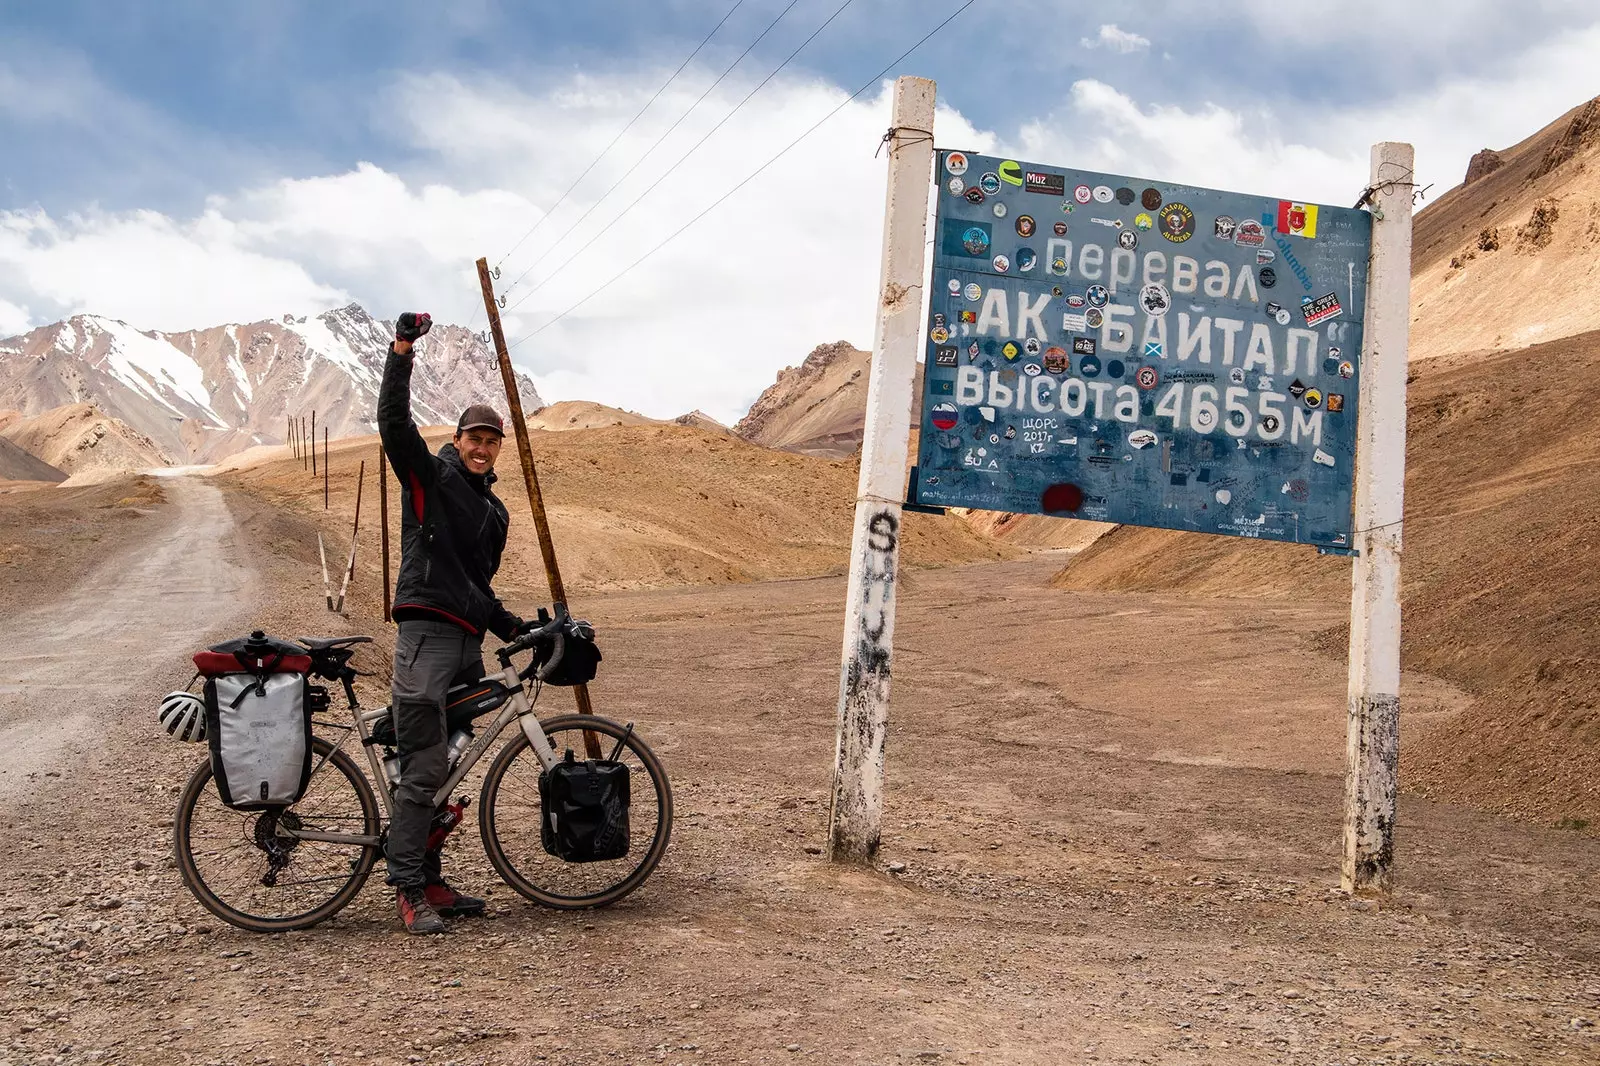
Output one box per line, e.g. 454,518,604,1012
1343,142,1414,896
475,257,600,756
827,76,936,862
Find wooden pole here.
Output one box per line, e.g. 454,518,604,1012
476,256,600,757
1343,142,1414,897
379,445,392,623
311,410,317,476
827,76,936,863
302,418,309,470
323,428,329,509
335,460,365,613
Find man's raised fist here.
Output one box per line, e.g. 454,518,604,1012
396,312,433,342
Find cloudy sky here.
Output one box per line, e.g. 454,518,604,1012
3,0,1597,422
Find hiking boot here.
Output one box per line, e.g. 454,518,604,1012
397,886,446,934
425,880,486,918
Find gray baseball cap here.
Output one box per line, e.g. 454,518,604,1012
456,404,504,436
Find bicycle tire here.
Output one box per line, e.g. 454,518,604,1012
174,735,381,932
479,714,672,909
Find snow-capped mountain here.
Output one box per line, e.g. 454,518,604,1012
0,304,544,464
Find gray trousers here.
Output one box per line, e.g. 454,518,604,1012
385,619,484,888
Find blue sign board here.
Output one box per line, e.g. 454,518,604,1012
911,151,1372,549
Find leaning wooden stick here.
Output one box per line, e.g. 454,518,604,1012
335,461,365,613
318,532,334,611
378,445,392,623
476,256,601,757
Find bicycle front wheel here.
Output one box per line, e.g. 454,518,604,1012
480,714,672,909
174,735,382,932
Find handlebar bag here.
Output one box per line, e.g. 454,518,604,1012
538,753,630,862
536,624,602,687
194,634,314,810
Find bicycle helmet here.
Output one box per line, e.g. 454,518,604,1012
159,691,207,743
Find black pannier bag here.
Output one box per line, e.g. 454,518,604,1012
539,751,630,862
193,631,314,810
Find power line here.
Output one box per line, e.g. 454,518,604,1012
497,0,806,302
504,0,977,353
501,0,857,317
492,0,747,273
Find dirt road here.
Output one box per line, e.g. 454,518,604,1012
0,476,254,800
1,485,1597,1065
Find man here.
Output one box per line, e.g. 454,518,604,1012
378,311,526,935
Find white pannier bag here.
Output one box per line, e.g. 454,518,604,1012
193,631,314,810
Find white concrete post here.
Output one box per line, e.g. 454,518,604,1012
1343,142,1414,895
828,76,936,862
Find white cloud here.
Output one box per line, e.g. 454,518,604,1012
1,20,1596,424
0,72,989,423
0,297,29,338
0,207,349,330
1080,25,1151,54
1018,20,1600,208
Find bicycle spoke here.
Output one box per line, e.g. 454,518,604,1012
175,739,379,930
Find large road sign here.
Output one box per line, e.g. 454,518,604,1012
911,151,1373,548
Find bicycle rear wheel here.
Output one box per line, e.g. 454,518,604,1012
479,714,672,909
174,735,381,932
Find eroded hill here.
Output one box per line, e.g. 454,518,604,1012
221,420,1015,600
1054,329,1600,827
1412,95,1600,359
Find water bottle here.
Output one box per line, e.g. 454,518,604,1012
446,729,473,769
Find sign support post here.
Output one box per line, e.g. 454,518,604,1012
1342,142,1414,895
828,76,936,862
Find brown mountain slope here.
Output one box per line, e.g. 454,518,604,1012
222,421,1016,597
0,403,170,477
525,401,659,432
736,341,873,457
0,434,66,484
1053,330,1600,827
736,341,927,458
1411,95,1600,360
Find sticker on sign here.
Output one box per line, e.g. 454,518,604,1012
1302,292,1343,327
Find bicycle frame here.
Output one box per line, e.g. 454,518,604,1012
287,662,561,848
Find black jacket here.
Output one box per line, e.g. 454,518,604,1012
378,345,520,639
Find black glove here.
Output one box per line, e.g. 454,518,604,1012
395,312,433,342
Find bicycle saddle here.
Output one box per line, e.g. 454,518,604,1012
297,635,374,650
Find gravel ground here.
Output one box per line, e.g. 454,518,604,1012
1,475,1596,1065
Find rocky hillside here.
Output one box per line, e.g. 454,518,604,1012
735,341,878,458
225,420,1016,596
0,403,170,478
0,304,543,466
0,434,65,483
1411,94,1600,360
526,400,659,432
